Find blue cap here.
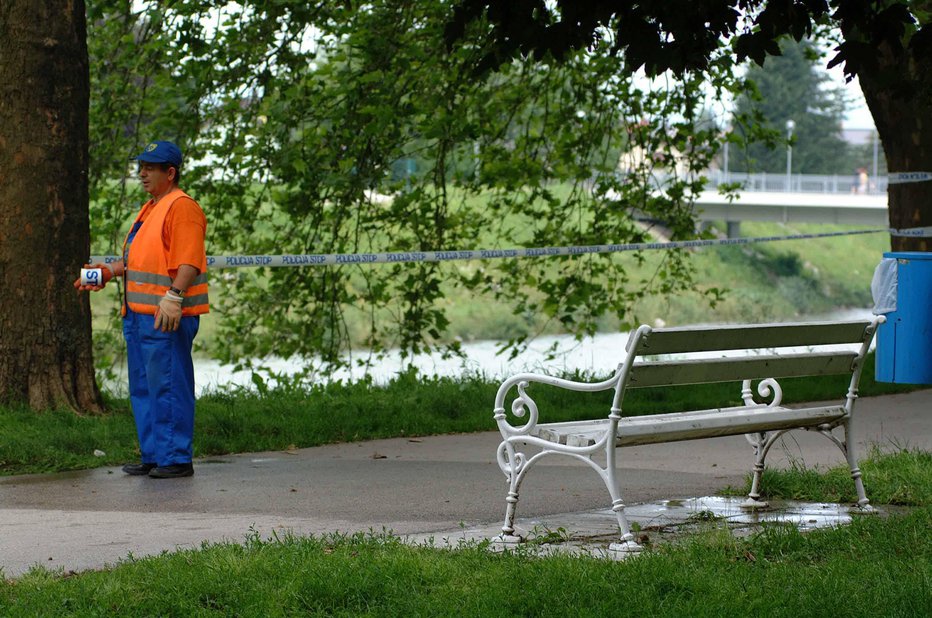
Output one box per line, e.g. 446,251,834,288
133,141,183,168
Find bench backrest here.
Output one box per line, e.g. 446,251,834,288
621,319,881,389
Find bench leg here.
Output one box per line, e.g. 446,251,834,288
606,498,642,553
742,423,874,512
847,462,872,511
604,445,643,553
495,438,645,551
841,420,872,511
815,421,873,511
497,440,529,543
741,432,771,510
741,460,770,509
499,489,523,543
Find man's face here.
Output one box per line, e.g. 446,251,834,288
138,162,175,197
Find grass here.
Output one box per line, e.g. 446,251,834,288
1,449,929,615
0,354,924,477
722,447,932,506
628,220,889,326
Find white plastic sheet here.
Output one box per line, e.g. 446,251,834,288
871,258,898,314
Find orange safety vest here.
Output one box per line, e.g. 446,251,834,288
122,188,209,316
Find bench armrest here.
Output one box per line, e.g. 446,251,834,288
493,372,619,437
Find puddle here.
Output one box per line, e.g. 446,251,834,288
644,496,866,534
617,495,910,545
411,496,910,558
0,468,99,486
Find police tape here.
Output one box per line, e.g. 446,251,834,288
88,226,932,269
887,172,932,184
889,225,932,237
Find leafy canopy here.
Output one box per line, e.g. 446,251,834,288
87,0,742,379
445,1,932,82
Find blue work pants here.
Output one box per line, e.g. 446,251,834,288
123,308,199,466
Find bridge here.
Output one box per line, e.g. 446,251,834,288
693,190,888,227
625,172,890,236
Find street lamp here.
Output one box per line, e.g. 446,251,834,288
785,119,795,192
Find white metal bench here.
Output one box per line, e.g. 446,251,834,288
492,317,883,553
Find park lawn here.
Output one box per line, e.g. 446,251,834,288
1,449,929,615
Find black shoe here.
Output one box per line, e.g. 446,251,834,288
122,462,157,476
148,463,194,479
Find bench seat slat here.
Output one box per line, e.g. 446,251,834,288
635,321,869,354
627,352,858,387
530,405,847,448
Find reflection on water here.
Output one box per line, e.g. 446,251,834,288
102,308,874,395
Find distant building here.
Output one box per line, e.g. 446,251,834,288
841,128,876,146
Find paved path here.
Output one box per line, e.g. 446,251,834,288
1,390,929,578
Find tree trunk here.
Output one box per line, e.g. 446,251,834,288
0,0,104,412
858,36,932,253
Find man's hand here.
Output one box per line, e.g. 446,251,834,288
73,263,114,292
154,293,183,332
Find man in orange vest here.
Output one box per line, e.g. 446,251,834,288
75,141,209,478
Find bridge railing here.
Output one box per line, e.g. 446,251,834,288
704,170,887,194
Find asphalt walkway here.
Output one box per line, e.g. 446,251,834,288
1,390,929,578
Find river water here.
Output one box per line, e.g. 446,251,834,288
172,307,874,395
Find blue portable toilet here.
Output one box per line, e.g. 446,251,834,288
875,251,932,384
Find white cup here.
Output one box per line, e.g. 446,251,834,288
80,268,103,287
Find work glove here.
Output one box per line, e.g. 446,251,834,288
73,263,114,292
154,291,183,332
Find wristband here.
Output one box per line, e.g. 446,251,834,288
164,290,184,303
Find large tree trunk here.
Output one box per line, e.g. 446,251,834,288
858,36,932,253
0,0,104,412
